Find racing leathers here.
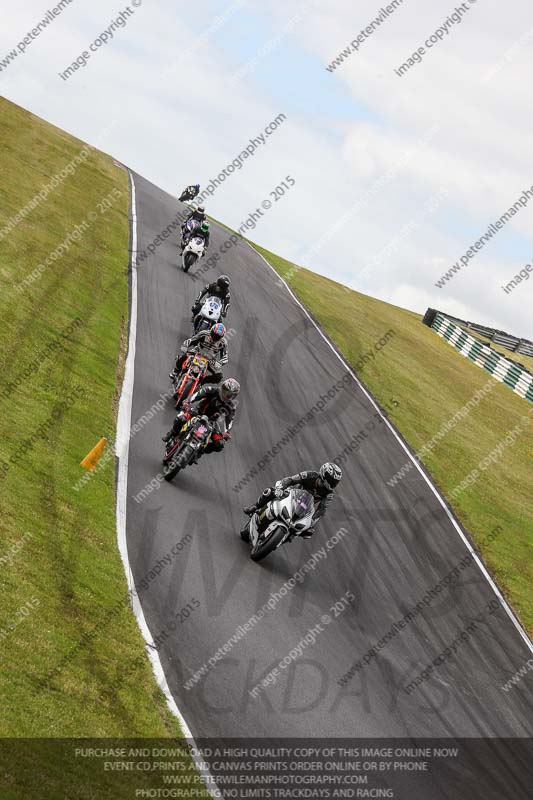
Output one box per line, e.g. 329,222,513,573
172,330,228,383
191,282,230,319
163,383,237,458
181,210,207,247
244,471,335,537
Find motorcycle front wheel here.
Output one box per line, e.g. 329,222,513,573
250,525,287,562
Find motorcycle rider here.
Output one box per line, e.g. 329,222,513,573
170,321,228,384
191,275,230,320
181,207,207,248
243,463,342,538
180,183,200,201
162,378,240,462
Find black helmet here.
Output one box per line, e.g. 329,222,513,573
197,205,205,214
217,275,230,291
219,378,240,401
319,462,342,489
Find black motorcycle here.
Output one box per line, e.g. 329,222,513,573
179,186,199,202
162,415,228,481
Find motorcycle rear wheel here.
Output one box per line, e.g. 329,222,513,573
163,444,191,481
183,252,198,272
175,378,195,407
195,318,211,334
250,525,287,561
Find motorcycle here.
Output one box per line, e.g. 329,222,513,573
162,414,228,482
172,353,210,408
240,488,316,561
179,187,199,202
193,295,223,334
182,234,205,272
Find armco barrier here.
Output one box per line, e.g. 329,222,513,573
424,311,533,404
422,308,533,357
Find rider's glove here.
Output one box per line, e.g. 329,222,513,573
274,482,284,499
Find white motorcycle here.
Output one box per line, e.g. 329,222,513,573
182,235,205,272
193,295,223,333
240,488,315,561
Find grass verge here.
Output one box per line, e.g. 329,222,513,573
0,98,208,797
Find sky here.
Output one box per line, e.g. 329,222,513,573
1,0,532,337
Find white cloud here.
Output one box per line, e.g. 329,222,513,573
0,0,531,337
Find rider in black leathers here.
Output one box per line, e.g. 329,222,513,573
162,379,240,461
243,464,342,538
180,184,200,201
191,275,231,319
181,208,208,248
170,322,228,384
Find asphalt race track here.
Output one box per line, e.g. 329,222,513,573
124,171,532,792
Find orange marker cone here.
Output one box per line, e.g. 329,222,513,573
80,438,107,471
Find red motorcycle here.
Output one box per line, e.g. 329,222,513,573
172,353,209,408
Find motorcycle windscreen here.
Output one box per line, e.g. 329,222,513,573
290,489,314,520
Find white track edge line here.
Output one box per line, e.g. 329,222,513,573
246,240,533,654
115,170,220,797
